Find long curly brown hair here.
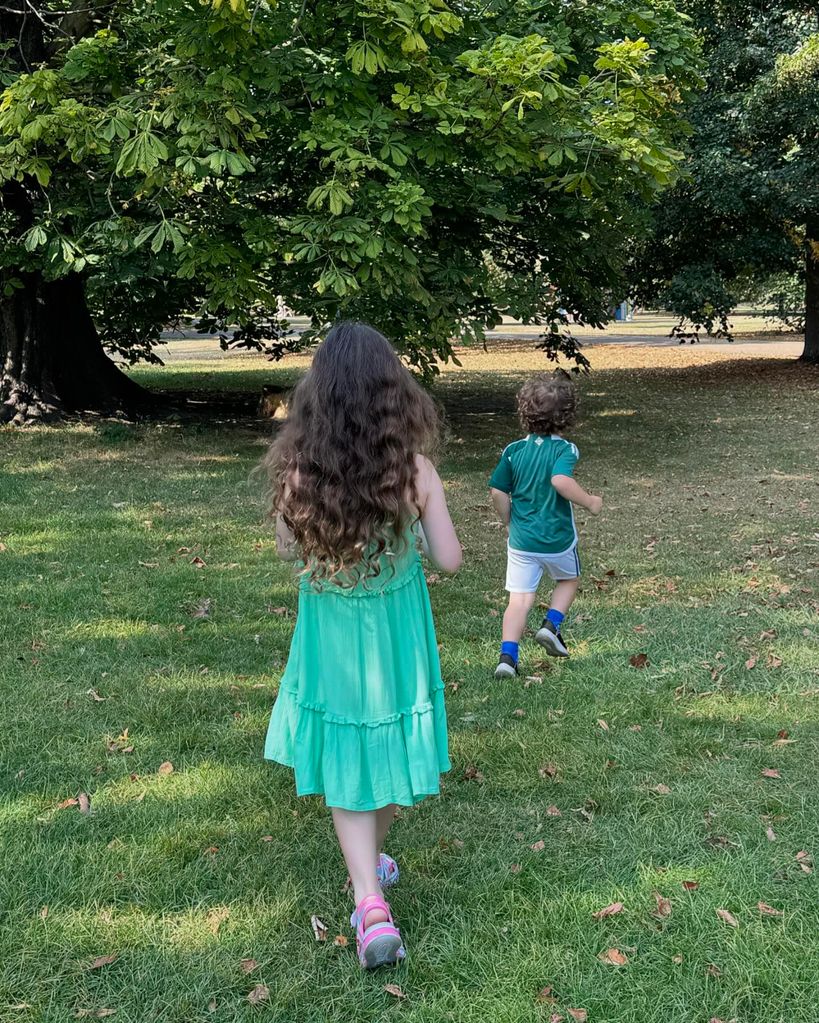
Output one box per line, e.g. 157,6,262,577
263,322,439,584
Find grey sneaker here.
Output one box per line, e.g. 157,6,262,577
535,619,569,657
494,653,519,679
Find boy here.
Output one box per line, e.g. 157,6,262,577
489,372,602,678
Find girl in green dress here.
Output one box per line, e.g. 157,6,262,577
262,322,462,969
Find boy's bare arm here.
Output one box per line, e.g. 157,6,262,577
551,475,603,515
490,487,512,526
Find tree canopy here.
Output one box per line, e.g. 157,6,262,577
1,0,700,420
632,1,819,362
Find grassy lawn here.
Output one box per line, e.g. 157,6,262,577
1,347,817,1023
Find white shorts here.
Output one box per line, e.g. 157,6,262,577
505,544,581,592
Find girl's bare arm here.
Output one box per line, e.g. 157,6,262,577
275,513,299,561
415,455,462,573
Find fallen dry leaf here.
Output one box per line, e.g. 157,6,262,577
57,797,79,810
531,839,546,852
77,792,92,815
512,708,526,718
761,768,781,779
190,556,207,568
383,983,406,999
510,863,522,874
716,908,738,928
40,905,49,920
536,986,557,1004
745,656,757,670
599,947,629,966
546,804,562,817
652,891,672,919
88,954,117,971
247,984,269,1005
776,728,789,739
332,934,349,947
592,901,624,921
597,719,610,731
539,762,559,780
191,597,211,619
766,826,777,842
567,1010,588,1022
629,653,649,669
260,835,274,842
462,764,484,783
206,907,229,935
757,902,784,917
796,850,813,874
240,959,258,973
157,761,174,776
681,880,700,891
310,915,328,941
550,1015,565,1023
208,999,217,1013
74,1011,117,1019
766,654,783,669
652,783,671,796
672,953,684,965
87,689,107,702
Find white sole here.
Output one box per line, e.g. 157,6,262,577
363,934,405,969
494,662,517,679
535,627,569,657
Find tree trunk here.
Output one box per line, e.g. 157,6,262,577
0,272,153,425
801,219,819,365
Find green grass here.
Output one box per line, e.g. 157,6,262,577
1,353,817,1023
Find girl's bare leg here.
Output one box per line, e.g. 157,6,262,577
331,808,387,925
376,803,398,852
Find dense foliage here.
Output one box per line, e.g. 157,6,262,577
1,0,700,420
632,1,819,361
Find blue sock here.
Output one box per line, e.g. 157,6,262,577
501,641,519,663
546,608,565,631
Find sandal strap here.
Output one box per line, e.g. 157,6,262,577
351,893,389,925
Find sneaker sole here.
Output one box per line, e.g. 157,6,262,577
363,934,406,969
535,627,569,657
494,662,518,679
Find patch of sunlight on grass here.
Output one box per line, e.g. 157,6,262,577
69,618,157,640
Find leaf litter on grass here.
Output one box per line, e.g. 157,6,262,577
599,948,629,966
592,901,624,920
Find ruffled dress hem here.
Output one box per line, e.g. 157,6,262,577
264,681,450,812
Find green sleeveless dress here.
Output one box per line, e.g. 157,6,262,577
264,531,450,810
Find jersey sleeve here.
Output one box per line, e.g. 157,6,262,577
489,448,514,493
552,441,579,477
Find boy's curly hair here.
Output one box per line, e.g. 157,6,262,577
517,371,578,435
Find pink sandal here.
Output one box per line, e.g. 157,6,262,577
350,893,406,969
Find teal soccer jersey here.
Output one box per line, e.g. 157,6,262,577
489,434,579,554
